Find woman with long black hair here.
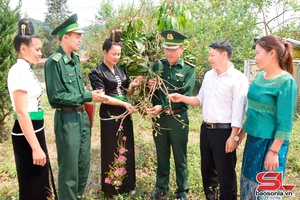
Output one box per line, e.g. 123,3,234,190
7,18,57,200
89,29,142,198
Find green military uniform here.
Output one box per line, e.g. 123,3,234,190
152,30,196,199
44,14,92,200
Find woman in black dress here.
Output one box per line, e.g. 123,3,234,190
89,29,142,197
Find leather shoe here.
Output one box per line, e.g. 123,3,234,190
151,190,165,200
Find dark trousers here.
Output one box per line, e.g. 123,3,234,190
200,123,237,200
153,112,189,198
54,110,91,199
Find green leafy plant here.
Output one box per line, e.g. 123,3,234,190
0,0,20,138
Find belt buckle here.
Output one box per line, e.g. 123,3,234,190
77,106,84,112
205,122,214,129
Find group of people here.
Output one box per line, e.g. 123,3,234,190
7,13,298,200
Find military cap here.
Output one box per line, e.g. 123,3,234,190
18,18,35,36
161,29,187,50
51,14,84,38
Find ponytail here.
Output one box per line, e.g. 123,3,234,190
280,41,293,75
255,35,294,75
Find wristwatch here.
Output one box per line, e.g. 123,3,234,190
231,135,239,142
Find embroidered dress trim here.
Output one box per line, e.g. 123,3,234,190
253,71,291,88
115,75,123,96
248,99,276,114
275,130,291,141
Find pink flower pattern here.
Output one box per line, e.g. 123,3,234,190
115,181,121,186
105,123,128,189
116,168,125,175
118,155,125,163
119,147,126,154
104,178,111,184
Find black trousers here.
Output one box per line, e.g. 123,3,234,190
200,123,237,200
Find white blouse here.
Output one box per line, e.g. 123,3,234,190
7,59,44,112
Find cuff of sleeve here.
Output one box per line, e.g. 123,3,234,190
275,130,291,141
84,92,93,102
231,120,243,128
196,95,202,106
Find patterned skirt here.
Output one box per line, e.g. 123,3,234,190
100,104,136,196
240,134,289,200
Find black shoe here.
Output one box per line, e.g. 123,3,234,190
151,190,165,200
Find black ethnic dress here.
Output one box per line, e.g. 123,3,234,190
89,63,136,196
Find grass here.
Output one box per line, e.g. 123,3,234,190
0,91,299,199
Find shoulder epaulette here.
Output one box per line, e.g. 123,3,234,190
184,60,196,68
52,53,62,62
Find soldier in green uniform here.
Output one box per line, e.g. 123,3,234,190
44,14,108,200
147,30,195,200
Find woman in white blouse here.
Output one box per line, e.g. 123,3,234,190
7,18,57,200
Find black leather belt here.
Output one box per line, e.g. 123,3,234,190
57,106,85,112
165,108,185,115
203,121,231,129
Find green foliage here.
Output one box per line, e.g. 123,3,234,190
0,0,20,136
116,1,195,77
83,0,300,79
152,0,193,32
186,0,260,72
82,0,300,111
95,0,116,28
40,0,71,57
44,0,71,28
287,115,300,173
37,24,60,58
118,20,162,76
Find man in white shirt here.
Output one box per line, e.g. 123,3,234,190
169,40,248,200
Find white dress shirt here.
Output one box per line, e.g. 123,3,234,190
197,63,248,128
